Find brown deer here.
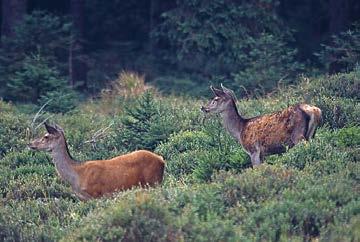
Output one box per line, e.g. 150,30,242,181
29,123,165,200
201,85,322,166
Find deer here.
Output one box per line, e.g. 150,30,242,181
201,84,322,167
28,123,165,200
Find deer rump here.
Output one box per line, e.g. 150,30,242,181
240,104,320,156
74,150,165,198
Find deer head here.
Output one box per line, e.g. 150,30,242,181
201,84,237,114
29,123,65,152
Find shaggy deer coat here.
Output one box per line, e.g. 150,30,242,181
201,85,322,166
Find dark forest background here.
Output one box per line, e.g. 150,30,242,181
1,0,360,103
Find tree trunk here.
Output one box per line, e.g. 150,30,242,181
69,0,87,90
1,0,27,39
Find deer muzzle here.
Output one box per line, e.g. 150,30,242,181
200,106,210,113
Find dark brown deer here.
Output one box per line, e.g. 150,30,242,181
29,123,165,200
201,85,322,166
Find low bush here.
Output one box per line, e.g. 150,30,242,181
215,165,300,208
314,96,359,128
0,111,29,158
156,130,214,160
235,171,359,241
38,88,79,114
65,191,176,241
274,128,351,173
303,69,360,100
156,119,250,182
0,199,94,242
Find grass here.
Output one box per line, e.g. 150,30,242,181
0,71,359,241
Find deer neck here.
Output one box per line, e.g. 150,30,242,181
220,101,245,142
51,139,80,188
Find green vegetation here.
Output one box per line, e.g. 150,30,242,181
1,1,360,241
0,71,359,241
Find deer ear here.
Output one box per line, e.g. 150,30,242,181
54,124,64,133
210,85,225,97
44,122,59,135
221,84,237,101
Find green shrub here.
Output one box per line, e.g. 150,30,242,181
176,210,236,242
117,92,201,152
156,120,250,182
321,215,360,242
315,96,360,128
275,128,351,173
0,112,28,158
156,130,214,160
0,151,75,201
153,0,302,94
304,69,360,100
191,148,249,182
6,55,69,103
0,10,72,100
337,126,360,148
38,88,79,114
241,175,358,240
215,165,300,208
117,91,167,151
315,22,360,73
0,199,94,242
65,192,176,241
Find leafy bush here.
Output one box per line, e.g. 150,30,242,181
303,68,360,100
0,199,94,242
275,128,352,174
247,176,358,240
316,22,360,73
315,96,359,128
153,0,302,94
0,10,72,100
215,165,300,208
232,33,303,94
291,69,360,128
156,119,250,182
117,92,201,151
65,192,177,241
156,130,214,160
336,126,360,162
0,111,28,158
6,55,63,102
38,88,79,114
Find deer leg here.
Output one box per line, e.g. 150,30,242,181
291,127,306,145
72,186,92,201
250,144,262,167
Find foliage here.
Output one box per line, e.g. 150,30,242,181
153,0,303,94
301,68,360,101
0,10,72,99
117,91,201,151
156,120,250,182
0,111,28,158
38,88,79,114
0,72,359,241
316,22,360,73
291,69,360,128
117,91,162,151
5,54,75,106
